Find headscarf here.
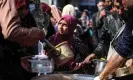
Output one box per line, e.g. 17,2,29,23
49,15,77,69
41,2,51,16
62,4,76,17
50,15,77,46
50,5,61,22
59,15,77,35
15,0,29,18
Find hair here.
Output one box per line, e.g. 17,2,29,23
112,1,120,9
97,0,104,4
83,9,89,15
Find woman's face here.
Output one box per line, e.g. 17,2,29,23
58,20,68,35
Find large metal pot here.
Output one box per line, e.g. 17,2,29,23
72,74,95,80
93,59,107,76
31,74,72,80
31,74,95,80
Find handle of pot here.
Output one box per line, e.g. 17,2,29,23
43,39,60,56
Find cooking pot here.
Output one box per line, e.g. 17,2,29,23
31,74,95,80
31,74,72,80
54,41,74,67
93,59,107,76
115,66,133,77
72,74,95,80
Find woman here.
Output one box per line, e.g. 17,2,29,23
48,15,83,71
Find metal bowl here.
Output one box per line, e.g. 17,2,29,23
93,59,107,76
31,74,95,80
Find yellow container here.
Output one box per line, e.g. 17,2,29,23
54,41,74,67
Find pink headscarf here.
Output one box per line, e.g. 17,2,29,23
41,3,51,15
59,15,77,35
50,5,61,22
49,15,77,46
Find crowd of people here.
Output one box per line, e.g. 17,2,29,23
0,0,133,80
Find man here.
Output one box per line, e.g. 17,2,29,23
92,0,107,49
104,0,113,12
0,0,46,80
94,0,133,80
83,0,124,64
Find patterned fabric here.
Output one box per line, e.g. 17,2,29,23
72,35,90,62
32,1,50,35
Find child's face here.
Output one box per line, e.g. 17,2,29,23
58,20,68,35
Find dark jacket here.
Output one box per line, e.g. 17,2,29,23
93,13,125,58
92,11,109,49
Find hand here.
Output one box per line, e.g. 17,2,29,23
125,58,133,67
21,56,32,72
99,10,106,18
73,63,83,71
94,76,107,80
82,53,96,64
47,49,61,58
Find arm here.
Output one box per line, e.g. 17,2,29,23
0,0,45,46
93,19,110,58
83,19,110,64
125,58,133,67
99,52,125,80
92,12,104,29
95,10,106,29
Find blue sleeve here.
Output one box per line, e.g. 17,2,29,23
115,22,133,58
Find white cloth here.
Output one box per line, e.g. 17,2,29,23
94,76,101,80
38,41,44,55
62,4,76,17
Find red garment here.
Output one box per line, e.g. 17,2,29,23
15,0,29,17
41,3,51,15
15,0,28,9
15,0,52,16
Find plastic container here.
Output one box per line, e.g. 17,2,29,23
29,57,54,74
